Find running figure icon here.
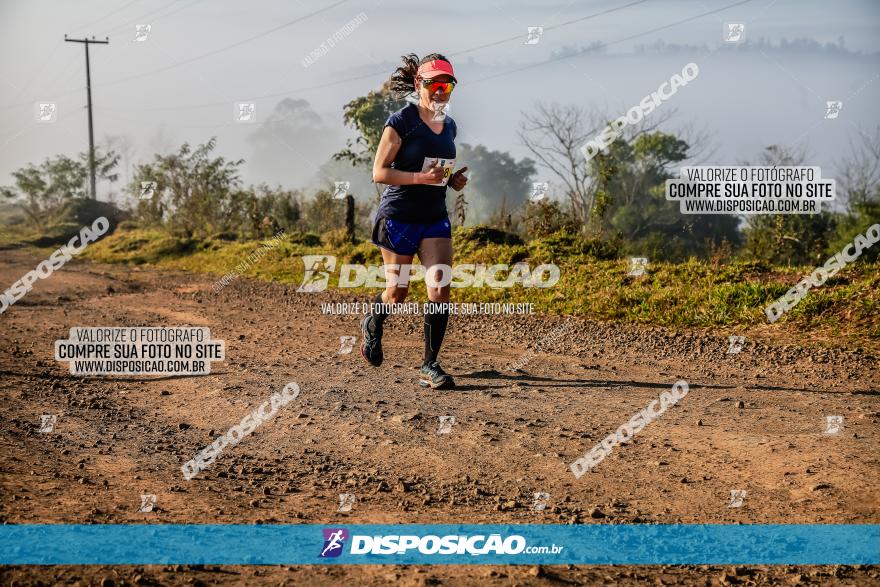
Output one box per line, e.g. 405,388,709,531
320,529,347,558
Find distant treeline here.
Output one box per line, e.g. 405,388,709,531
2,126,878,266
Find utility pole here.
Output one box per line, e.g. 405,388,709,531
64,35,109,199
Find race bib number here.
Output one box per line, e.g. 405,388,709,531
421,157,456,187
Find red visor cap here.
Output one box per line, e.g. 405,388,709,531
416,59,456,83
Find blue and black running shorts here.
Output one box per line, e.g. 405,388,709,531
371,216,452,256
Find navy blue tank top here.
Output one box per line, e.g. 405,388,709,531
375,103,457,223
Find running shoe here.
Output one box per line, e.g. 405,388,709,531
419,360,455,390
360,314,384,367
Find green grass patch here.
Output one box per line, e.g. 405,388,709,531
77,227,880,340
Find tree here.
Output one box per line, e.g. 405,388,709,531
522,199,579,239
455,143,536,226
830,127,880,261
246,98,340,188
518,103,594,228
742,145,835,265
103,134,136,189
518,102,685,234
1,150,118,231
241,184,303,238
131,138,244,239
597,131,740,260
335,82,406,200
302,189,345,234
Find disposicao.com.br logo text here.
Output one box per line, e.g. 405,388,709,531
319,528,563,558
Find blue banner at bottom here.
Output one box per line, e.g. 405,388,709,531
1,524,877,565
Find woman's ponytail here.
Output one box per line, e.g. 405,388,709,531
389,53,420,98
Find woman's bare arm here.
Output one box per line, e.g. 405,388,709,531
372,126,443,186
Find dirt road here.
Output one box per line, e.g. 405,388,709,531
1,250,878,585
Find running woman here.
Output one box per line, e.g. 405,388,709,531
360,53,468,390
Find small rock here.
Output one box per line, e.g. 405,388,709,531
528,565,546,577
397,411,422,422
736,400,745,409
589,506,606,519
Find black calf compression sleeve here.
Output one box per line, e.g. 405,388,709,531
423,303,449,365
369,292,389,333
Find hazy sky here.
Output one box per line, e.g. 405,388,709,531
1,0,878,199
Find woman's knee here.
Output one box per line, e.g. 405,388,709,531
385,286,409,304
426,285,450,303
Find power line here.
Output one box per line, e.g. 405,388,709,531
105,0,187,34
102,0,756,114
2,0,754,118
0,0,346,109
91,0,351,90
451,0,651,57
68,0,144,35
8,39,69,104
1,1,196,109
4,0,144,108
94,0,657,113
465,0,758,86
104,0,208,37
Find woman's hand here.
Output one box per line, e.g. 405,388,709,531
416,159,446,185
449,166,469,191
